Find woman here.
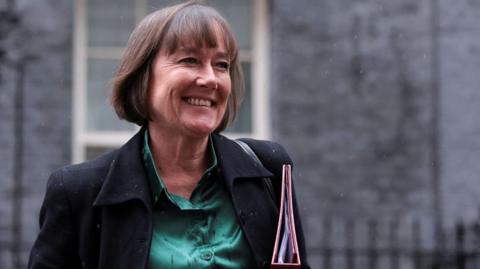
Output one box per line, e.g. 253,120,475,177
28,1,309,268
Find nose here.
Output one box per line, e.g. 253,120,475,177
196,64,217,90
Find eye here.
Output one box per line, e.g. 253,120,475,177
179,57,198,64
216,61,230,71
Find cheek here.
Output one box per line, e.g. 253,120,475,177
150,77,176,102
221,77,232,100
146,86,156,114
148,86,164,108
147,84,172,118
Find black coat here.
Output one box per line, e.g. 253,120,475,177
28,130,310,269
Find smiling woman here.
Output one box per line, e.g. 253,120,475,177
28,1,310,269
147,43,231,138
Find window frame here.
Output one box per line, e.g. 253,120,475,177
72,0,270,162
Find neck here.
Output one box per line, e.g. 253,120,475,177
147,124,211,199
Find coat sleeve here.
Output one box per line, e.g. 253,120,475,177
238,139,311,269
28,170,80,269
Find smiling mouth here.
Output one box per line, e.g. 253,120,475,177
183,97,215,107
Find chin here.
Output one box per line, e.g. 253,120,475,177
184,123,218,137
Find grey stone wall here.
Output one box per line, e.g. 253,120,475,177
438,0,480,226
271,0,435,217
0,0,73,268
271,0,428,265
270,0,480,266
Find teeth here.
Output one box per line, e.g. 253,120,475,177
185,97,212,107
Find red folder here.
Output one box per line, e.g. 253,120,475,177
271,164,301,268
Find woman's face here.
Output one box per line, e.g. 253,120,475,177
147,39,231,138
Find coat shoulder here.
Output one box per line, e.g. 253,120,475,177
235,137,293,169
47,149,119,206
57,149,117,182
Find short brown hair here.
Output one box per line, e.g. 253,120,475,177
111,0,244,132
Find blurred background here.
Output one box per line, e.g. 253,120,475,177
1,0,480,268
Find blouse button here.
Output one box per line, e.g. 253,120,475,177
201,250,214,261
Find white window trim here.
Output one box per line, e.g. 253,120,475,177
252,0,271,139
72,0,86,163
72,0,270,163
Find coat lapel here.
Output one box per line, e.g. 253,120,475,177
93,128,152,207
93,128,153,269
212,134,279,268
212,134,273,186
